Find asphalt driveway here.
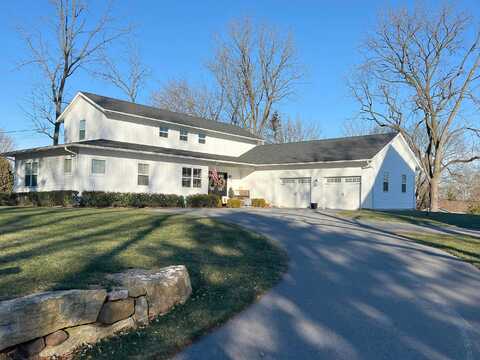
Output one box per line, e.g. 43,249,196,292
169,208,480,360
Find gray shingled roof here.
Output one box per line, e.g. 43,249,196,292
2,133,398,165
237,132,398,164
80,92,262,140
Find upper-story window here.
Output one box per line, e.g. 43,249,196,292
79,119,86,141
91,159,106,175
383,172,389,192
138,163,149,186
64,158,72,175
25,161,38,187
401,174,407,193
159,127,168,138
180,129,188,142
198,133,206,144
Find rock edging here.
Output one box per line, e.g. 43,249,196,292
0,265,191,359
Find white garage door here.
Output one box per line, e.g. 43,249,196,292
323,176,361,210
280,177,311,208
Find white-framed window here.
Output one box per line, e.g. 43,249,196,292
182,167,192,187
79,119,86,141
159,127,169,138
91,159,106,175
24,161,38,187
64,158,72,175
281,178,296,185
401,174,407,193
198,133,206,144
326,177,342,183
180,129,188,142
345,176,361,183
383,172,389,192
193,168,202,188
138,163,149,186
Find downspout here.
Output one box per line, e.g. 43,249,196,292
64,146,77,157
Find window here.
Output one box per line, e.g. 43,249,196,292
193,168,202,188
159,127,169,138
180,129,188,142
401,174,407,193
198,133,206,144
383,172,389,192
182,167,192,187
24,161,38,187
345,176,361,183
91,159,106,175
326,177,342,183
138,163,149,186
79,120,86,140
281,178,296,185
64,158,72,174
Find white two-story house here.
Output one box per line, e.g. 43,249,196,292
3,92,420,209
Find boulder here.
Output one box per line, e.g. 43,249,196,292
97,298,134,325
107,288,129,301
107,265,192,318
0,289,106,351
133,296,149,326
45,330,69,347
39,317,135,358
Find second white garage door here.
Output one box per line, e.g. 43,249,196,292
280,177,311,208
323,176,361,210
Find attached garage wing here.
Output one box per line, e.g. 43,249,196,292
323,176,361,210
279,177,311,208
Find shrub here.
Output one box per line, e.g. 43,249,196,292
186,194,222,208
80,192,185,208
14,191,78,207
0,192,15,206
251,198,268,208
227,198,241,208
468,202,480,215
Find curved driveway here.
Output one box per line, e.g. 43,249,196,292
171,208,480,360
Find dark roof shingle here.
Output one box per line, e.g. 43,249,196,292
80,92,262,140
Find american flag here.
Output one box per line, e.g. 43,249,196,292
210,168,220,185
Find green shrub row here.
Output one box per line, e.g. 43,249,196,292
251,198,268,208
80,192,185,208
0,191,78,207
185,194,222,208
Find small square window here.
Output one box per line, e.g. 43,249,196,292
401,174,407,193
138,163,149,186
64,158,72,174
198,133,206,144
383,172,389,192
79,120,86,141
180,129,188,142
91,159,106,174
159,127,169,138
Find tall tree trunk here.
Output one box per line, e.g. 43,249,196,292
429,175,440,212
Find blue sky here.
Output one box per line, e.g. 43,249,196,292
0,0,479,149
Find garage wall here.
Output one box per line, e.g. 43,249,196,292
365,135,417,209
239,165,365,208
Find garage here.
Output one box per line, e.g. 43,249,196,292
280,177,311,208
323,176,361,210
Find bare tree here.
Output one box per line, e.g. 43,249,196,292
94,43,150,102
350,6,480,211
18,0,130,145
342,117,388,137
0,130,14,192
151,79,223,120
0,130,15,153
208,18,303,136
267,111,321,143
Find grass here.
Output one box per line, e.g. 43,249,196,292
400,232,480,270
0,207,287,359
339,209,480,230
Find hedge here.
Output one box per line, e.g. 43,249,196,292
227,198,242,208
80,192,185,208
0,191,78,207
468,203,480,215
186,194,222,208
251,198,268,208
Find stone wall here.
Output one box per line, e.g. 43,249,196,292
0,265,191,359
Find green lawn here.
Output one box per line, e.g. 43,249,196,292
400,232,480,269
0,207,287,359
339,209,480,230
